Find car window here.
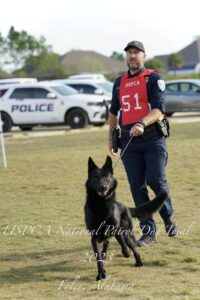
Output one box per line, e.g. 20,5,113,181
190,84,200,92
97,82,113,93
9,87,49,99
166,83,179,92
179,83,191,92
179,83,200,93
68,84,96,94
51,85,78,96
0,89,8,97
32,88,49,98
10,88,33,99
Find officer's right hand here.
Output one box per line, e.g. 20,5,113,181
130,123,144,136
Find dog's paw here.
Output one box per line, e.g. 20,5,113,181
135,259,143,267
101,252,107,260
96,270,106,281
122,249,130,258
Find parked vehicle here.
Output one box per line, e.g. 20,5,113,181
68,73,106,80
0,82,107,132
0,78,37,85
51,77,113,103
165,79,200,116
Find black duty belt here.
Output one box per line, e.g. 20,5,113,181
121,123,161,140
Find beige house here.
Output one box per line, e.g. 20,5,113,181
60,50,126,78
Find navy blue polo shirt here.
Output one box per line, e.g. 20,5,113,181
110,67,166,129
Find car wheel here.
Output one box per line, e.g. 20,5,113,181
66,109,89,129
0,112,12,132
19,126,33,131
165,112,174,117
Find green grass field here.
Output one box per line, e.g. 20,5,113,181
0,123,200,300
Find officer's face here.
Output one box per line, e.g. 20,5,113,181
126,48,146,72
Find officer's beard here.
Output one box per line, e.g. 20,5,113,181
127,60,143,73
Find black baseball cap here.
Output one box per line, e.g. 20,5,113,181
124,41,145,53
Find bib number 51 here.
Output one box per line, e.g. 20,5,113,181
122,93,142,111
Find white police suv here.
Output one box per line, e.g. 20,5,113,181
0,82,108,132
52,78,113,101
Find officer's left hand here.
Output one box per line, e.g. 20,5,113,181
129,123,144,136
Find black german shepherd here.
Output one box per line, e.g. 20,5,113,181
84,156,168,281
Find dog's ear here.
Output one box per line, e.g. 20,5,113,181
88,157,97,174
103,155,113,173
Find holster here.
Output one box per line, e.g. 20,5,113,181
111,128,121,152
155,119,170,138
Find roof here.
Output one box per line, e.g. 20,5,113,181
180,39,200,64
155,38,200,70
60,50,126,75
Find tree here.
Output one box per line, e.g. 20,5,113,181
0,26,66,79
110,51,124,62
145,58,164,73
168,52,184,76
0,32,6,72
0,26,61,74
0,69,9,79
16,50,66,79
193,35,200,41
1,26,51,71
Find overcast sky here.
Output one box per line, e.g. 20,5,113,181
1,0,200,59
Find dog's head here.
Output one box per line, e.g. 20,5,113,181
86,156,117,197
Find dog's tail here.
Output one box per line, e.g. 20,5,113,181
129,189,168,219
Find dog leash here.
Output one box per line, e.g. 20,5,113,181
113,135,134,170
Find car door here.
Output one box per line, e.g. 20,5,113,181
165,83,182,111
30,87,62,123
9,87,62,124
179,82,200,109
9,87,35,124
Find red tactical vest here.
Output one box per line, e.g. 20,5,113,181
119,69,156,125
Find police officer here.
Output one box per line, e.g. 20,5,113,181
108,40,178,246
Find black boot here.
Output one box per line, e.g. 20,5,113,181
164,217,178,237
